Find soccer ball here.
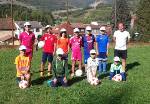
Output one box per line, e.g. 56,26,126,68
75,69,83,77
112,74,122,82
38,41,45,48
19,80,29,89
90,78,99,85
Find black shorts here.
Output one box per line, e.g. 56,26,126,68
114,49,127,59
42,52,53,63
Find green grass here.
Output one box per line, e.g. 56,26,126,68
0,45,150,104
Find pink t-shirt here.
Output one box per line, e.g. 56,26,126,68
69,36,82,52
19,31,35,50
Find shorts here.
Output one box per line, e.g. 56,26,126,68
42,52,53,63
114,49,127,59
98,52,107,61
71,51,82,61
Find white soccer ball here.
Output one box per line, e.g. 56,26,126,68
19,80,28,89
90,78,99,85
38,41,45,48
112,74,122,82
75,69,83,77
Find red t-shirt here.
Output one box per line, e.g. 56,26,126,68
40,33,57,53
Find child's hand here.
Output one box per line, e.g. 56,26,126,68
21,75,24,80
63,77,67,83
53,78,57,84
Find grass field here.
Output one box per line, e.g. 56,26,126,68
0,45,150,104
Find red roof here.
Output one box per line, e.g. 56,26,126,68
0,18,16,30
71,23,85,28
54,21,74,35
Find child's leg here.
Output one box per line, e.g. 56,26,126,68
60,77,68,87
47,53,53,76
40,52,47,77
102,60,107,73
120,72,126,81
78,60,82,70
16,77,21,84
71,60,76,75
25,73,31,86
110,72,115,80
98,60,103,73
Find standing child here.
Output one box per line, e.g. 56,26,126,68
110,56,126,81
15,45,31,87
57,28,69,60
48,48,68,87
96,26,109,74
87,49,100,85
82,26,95,72
70,28,82,77
40,25,57,77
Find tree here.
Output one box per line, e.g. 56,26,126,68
136,0,150,41
112,0,131,29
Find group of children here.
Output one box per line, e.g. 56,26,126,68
15,24,126,88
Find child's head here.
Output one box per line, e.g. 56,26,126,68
100,26,106,35
114,56,120,65
73,28,80,37
19,45,27,56
45,25,52,33
56,48,64,59
90,49,96,59
60,28,67,38
86,26,92,35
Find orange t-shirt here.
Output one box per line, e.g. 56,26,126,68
14,55,30,77
57,38,69,53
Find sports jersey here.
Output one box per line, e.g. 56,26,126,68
40,33,57,53
96,34,109,52
57,38,69,54
15,55,30,77
110,63,124,74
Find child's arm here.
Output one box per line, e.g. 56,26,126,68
110,64,114,73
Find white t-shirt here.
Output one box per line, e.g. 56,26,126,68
113,30,131,50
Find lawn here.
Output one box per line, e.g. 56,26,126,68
0,44,150,104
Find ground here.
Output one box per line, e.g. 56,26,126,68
0,43,150,104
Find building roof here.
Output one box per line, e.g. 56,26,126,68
15,21,43,28
71,23,85,28
0,18,16,30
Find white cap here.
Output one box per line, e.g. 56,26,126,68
60,28,66,32
73,28,80,33
19,45,27,51
56,48,64,55
90,49,96,54
100,26,106,31
86,26,92,31
114,56,120,62
24,22,31,26
45,25,52,29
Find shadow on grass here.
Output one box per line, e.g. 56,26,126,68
31,76,50,86
68,76,86,86
126,61,140,71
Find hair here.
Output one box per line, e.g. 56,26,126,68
60,32,67,38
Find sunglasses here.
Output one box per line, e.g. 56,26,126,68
91,53,96,55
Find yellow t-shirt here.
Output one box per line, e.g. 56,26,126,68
14,55,30,77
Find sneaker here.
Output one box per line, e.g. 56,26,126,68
40,72,44,77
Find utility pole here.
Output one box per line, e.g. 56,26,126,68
114,0,117,30
66,0,69,22
11,0,14,45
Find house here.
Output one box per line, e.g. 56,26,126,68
0,18,19,45
15,21,43,38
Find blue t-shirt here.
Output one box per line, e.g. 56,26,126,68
82,34,95,54
96,34,109,52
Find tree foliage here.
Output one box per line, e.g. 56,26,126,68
0,4,54,25
136,0,150,41
112,0,131,29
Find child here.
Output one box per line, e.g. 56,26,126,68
69,28,82,77
48,48,68,87
57,28,69,60
96,26,109,74
82,26,95,72
40,25,57,77
110,56,126,81
15,45,31,87
87,49,100,85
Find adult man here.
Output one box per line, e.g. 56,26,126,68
19,22,35,61
113,23,131,71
